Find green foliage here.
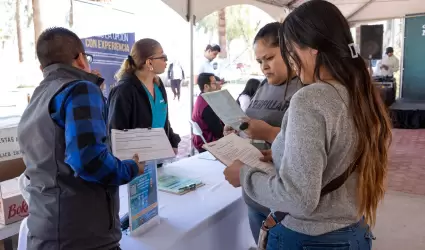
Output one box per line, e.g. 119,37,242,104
0,0,15,43
196,5,259,45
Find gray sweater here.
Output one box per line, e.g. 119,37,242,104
241,82,360,236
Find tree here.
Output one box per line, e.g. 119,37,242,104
16,0,24,62
67,0,74,28
32,0,42,50
196,11,218,44
0,0,14,49
217,9,227,58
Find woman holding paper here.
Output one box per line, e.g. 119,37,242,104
224,22,302,245
224,1,391,249
108,38,181,154
224,22,302,146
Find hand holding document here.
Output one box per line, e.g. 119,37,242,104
111,128,175,162
202,133,273,171
201,89,248,129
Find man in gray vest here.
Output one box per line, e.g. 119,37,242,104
18,27,144,250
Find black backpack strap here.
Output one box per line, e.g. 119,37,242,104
320,164,358,197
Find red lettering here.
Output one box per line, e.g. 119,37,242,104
7,201,28,219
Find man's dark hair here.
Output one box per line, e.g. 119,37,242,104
205,44,221,52
197,73,215,92
36,27,85,68
385,47,394,54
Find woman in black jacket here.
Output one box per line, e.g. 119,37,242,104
108,38,181,152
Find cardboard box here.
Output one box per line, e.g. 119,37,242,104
0,117,25,182
0,178,28,225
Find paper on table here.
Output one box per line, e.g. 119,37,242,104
201,89,247,129
111,128,175,162
202,133,273,171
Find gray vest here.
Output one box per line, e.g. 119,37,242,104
243,77,302,215
18,64,121,250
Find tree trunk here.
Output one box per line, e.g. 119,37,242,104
16,0,24,62
68,0,74,28
218,8,227,58
32,0,42,57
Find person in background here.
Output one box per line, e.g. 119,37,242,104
236,78,261,112
17,27,143,250
167,60,185,101
195,44,221,84
224,1,391,249
223,22,302,245
376,47,399,77
108,38,181,155
192,73,224,152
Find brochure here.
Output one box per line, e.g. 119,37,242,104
127,161,160,235
158,174,204,195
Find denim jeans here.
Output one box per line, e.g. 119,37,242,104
247,204,269,244
266,219,373,250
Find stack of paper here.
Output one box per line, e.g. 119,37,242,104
202,133,273,171
158,174,204,195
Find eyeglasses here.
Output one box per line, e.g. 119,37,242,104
74,52,94,64
150,54,168,62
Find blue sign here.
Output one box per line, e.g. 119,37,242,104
128,161,158,232
402,15,425,100
81,33,135,97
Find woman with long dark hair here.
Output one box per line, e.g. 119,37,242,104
224,1,391,249
225,22,302,246
236,78,261,112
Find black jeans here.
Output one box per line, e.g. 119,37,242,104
171,79,181,99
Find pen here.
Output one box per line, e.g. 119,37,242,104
239,122,249,131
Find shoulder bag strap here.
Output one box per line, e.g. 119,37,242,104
320,164,358,197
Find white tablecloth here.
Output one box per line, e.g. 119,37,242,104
16,154,255,250
119,154,255,250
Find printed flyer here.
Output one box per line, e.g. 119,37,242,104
128,161,159,234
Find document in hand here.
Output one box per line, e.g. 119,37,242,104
201,89,248,129
111,128,175,162
202,133,273,171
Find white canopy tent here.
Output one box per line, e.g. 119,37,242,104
160,0,425,131
162,0,425,24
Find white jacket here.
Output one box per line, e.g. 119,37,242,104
376,55,400,76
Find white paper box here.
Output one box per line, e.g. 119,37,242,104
0,178,28,225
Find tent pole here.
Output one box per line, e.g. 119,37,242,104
188,0,195,156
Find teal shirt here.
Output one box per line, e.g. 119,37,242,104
142,84,167,128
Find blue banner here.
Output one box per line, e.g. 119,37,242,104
81,33,135,97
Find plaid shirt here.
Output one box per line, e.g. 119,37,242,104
50,80,138,186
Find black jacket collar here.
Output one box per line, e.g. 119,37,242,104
42,63,104,86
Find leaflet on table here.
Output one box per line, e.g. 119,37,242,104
157,174,204,195
127,161,159,235
202,133,273,171
111,128,175,162
201,89,248,129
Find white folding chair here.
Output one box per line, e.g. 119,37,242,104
189,120,207,144
189,120,216,160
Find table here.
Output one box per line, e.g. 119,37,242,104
119,153,255,250
0,220,21,250
14,153,256,250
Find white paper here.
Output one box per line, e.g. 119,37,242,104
0,126,21,162
111,128,175,162
203,134,273,171
201,90,248,129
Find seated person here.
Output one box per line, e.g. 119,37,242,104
192,73,224,152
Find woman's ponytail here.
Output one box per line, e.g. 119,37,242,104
114,55,137,81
